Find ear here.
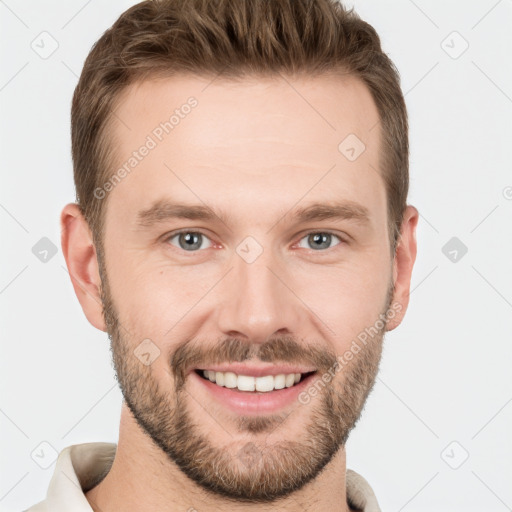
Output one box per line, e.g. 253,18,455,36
60,203,107,332
386,205,419,331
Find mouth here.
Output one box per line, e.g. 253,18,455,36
194,369,317,393
190,366,319,415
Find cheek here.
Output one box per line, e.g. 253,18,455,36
105,257,164,335
110,259,215,338
292,255,391,341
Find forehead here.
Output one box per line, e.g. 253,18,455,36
105,72,384,224
111,72,380,152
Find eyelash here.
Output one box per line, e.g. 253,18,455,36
163,229,347,254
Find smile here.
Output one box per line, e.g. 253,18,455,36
196,369,316,393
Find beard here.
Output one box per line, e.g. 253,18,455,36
98,253,392,503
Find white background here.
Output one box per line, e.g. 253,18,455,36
1,1,511,510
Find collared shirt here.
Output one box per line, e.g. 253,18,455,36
25,442,382,511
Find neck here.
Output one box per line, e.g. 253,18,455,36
86,404,355,512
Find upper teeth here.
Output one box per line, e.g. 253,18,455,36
202,370,302,392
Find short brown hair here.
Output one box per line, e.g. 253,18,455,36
71,0,408,257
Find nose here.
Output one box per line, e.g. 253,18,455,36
215,249,304,344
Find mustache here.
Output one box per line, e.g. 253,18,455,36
171,336,338,391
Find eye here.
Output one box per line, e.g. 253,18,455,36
166,230,213,252
297,231,344,251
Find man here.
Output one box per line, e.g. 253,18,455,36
27,0,418,510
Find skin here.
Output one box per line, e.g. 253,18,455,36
61,73,418,512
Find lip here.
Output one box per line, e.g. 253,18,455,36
190,369,318,415
190,363,317,378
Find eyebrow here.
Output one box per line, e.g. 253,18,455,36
136,198,370,228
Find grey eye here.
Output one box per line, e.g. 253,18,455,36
168,232,212,251
298,232,342,251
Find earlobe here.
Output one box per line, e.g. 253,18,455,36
60,203,107,332
386,205,419,332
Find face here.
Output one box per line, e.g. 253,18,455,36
97,73,397,502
